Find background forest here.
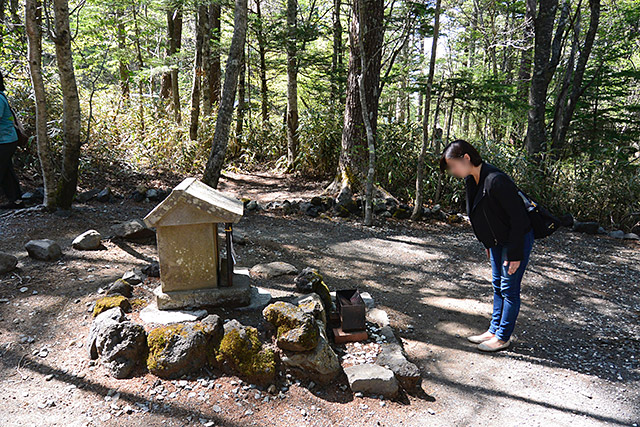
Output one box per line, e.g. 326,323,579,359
1,0,640,229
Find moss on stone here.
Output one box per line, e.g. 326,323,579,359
92,295,131,317
216,326,276,382
263,302,300,333
146,324,188,372
277,323,318,351
263,302,319,351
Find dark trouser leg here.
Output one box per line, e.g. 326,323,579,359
0,141,22,202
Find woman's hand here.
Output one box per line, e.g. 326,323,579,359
503,260,520,275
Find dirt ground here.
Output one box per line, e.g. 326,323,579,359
0,170,638,426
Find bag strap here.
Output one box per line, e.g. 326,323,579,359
517,189,538,212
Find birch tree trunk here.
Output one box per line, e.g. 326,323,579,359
53,0,82,209
25,0,56,210
202,0,248,188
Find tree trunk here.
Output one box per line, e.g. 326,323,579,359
160,2,183,123
208,2,221,111
411,0,441,220
517,0,535,100
190,3,206,141
550,0,600,153
25,0,56,210
514,0,535,142
116,10,129,98
286,0,299,170
202,0,248,188
325,0,384,196
132,5,145,135
525,0,567,158
235,42,246,142
52,0,82,209
355,0,377,226
445,83,456,142
255,0,269,127
201,2,213,116
330,0,343,102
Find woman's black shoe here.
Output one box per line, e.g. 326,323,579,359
0,199,24,209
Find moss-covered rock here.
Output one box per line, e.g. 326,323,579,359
92,296,131,317
263,301,319,352
216,319,276,385
146,316,223,379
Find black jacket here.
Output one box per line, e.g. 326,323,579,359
465,162,532,261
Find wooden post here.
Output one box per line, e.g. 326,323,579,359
223,222,234,287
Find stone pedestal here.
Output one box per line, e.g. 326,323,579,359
154,268,252,310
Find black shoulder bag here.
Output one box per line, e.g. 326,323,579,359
517,189,561,239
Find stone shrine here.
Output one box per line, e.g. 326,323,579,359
143,177,251,309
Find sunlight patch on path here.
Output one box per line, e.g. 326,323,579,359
420,296,493,317
405,338,635,426
328,237,445,265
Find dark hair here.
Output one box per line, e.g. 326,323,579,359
439,139,482,173
0,71,4,92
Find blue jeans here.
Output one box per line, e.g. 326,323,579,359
488,228,534,341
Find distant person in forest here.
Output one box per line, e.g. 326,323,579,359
0,71,24,209
440,140,534,352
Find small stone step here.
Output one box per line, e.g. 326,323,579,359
344,363,398,398
332,326,368,344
